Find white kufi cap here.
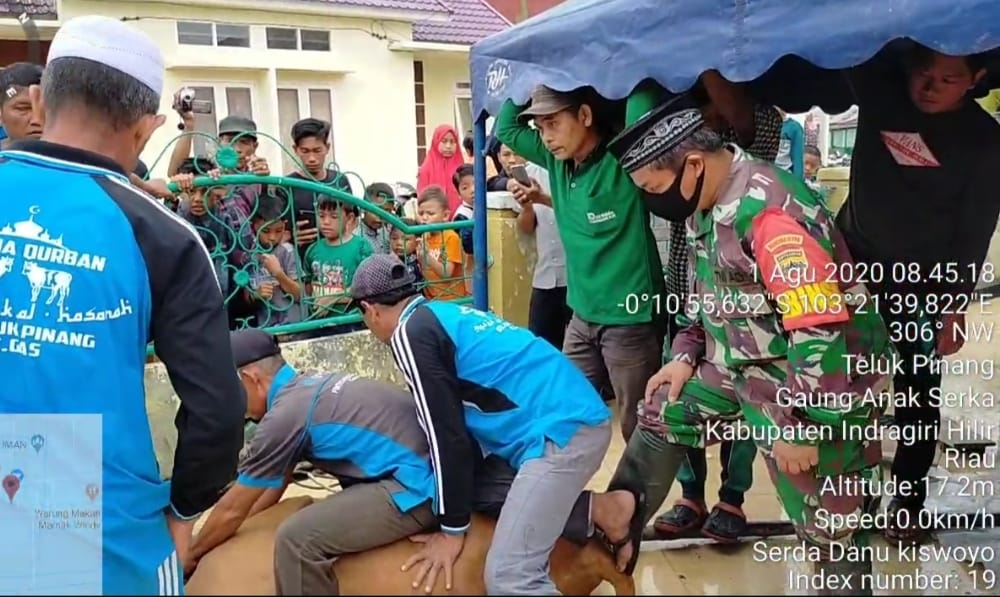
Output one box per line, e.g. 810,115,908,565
47,15,164,99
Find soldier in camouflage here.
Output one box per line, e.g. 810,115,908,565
627,75,785,543
591,96,894,596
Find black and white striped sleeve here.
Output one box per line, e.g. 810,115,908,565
389,305,475,533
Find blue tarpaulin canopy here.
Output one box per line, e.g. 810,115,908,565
470,0,1000,118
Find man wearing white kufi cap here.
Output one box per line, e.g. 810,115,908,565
0,16,245,596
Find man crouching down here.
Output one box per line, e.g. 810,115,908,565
350,254,644,595
184,329,447,594
186,328,638,595
591,96,893,596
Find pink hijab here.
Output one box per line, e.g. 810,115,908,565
417,124,466,213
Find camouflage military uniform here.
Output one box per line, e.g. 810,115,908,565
620,146,894,556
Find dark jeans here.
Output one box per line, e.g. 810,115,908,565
885,308,942,510
528,286,572,350
563,315,665,441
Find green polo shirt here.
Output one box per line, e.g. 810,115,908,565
495,100,665,325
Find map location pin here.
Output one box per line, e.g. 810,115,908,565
85,484,100,502
3,473,20,503
30,434,44,453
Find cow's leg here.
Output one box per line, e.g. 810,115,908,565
484,420,611,595
272,479,436,596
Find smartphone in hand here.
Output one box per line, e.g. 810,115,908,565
509,164,532,187
295,209,316,226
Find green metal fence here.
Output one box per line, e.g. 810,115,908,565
142,133,474,357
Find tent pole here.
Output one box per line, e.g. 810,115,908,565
472,115,489,311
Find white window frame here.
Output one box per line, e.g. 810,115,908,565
275,84,337,172
176,22,251,48
263,27,331,51
453,87,493,142
265,26,299,50
299,29,331,52
454,92,472,137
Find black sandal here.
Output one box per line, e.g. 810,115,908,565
701,503,747,543
601,486,647,576
883,499,926,545
654,498,707,535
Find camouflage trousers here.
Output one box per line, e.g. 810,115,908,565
619,359,884,553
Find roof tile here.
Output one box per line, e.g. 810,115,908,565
414,0,509,45
303,0,448,13
0,0,506,48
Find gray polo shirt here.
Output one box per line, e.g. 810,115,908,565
512,163,567,289
236,366,437,513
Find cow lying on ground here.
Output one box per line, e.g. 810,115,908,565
186,496,636,596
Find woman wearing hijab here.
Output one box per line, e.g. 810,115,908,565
418,124,466,213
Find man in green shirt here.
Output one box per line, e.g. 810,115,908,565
496,86,666,440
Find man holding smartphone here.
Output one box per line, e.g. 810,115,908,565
508,160,573,351
283,117,352,261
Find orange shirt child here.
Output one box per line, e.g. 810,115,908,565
420,229,468,300
415,184,470,300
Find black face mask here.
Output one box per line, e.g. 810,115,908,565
642,158,705,222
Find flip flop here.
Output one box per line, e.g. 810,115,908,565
601,486,647,576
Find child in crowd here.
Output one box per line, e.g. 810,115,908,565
451,164,475,295
172,157,231,296
304,198,373,321
804,144,824,189
360,182,394,254
416,185,467,300
246,191,302,327
389,217,425,289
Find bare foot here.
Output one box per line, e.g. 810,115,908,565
594,490,637,572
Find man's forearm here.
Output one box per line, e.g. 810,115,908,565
495,99,550,167
532,193,552,208
190,505,247,561
248,485,286,517
516,204,537,234
168,120,195,176
670,321,706,364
